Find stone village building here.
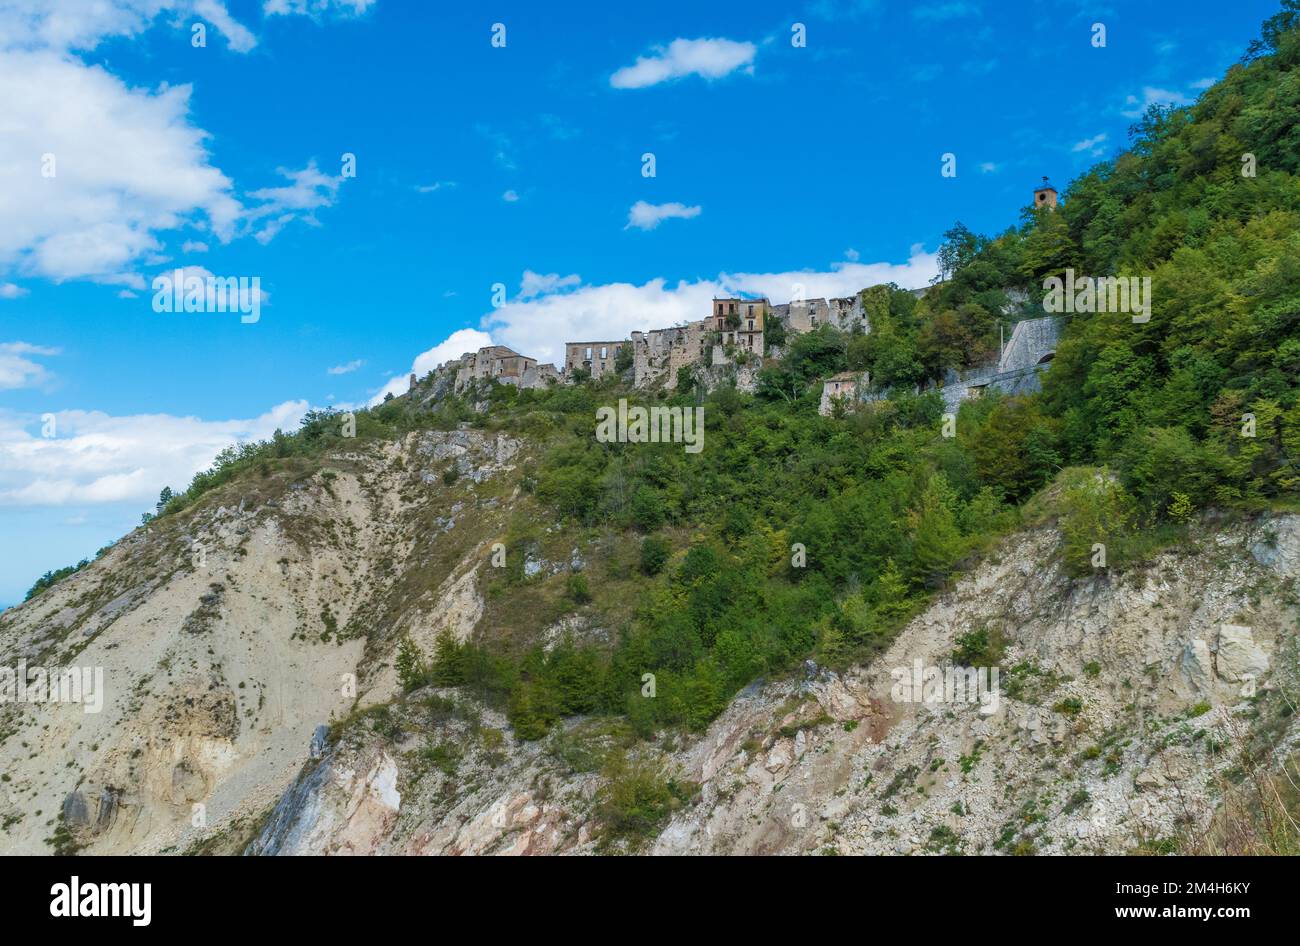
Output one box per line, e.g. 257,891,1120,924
437,184,1060,401
564,341,627,380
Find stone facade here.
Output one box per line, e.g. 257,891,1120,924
819,371,868,416
453,345,549,392
564,341,626,380
631,321,707,390
710,297,767,357
771,295,867,335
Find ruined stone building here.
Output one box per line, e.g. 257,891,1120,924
452,345,557,392
771,295,868,335
819,370,869,416
564,341,627,380
710,297,768,356
631,321,706,390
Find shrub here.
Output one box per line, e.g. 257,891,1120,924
639,535,670,576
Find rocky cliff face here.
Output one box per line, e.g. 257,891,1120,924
250,516,1299,856
0,428,526,854
2,418,1296,856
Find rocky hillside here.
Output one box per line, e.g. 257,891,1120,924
3,407,1294,854
245,513,1300,856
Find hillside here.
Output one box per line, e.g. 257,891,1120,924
2,4,1300,856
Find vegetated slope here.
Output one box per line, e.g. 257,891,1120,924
3,5,1300,856
248,511,1300,856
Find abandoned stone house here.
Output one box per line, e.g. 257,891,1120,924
631,320,706,390
771,295,868,335
452,345,557,392
711,297,767,354
564,341,626,380
819,370,869,416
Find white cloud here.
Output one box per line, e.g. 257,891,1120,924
245,161,343,243
0,283,29,299
415,181,455,193
502,189,520,203
181,240,209,253
1072,132,1108,156
192,0,258,52
0,4,357,291
1190,77,1215,90
519,271,581,299
610,37,756,89
978,162,999,174
263,0,375,18
368,328,495,405
626,200,702,231
478,246,939,368
0,50,243,286
150,265,270,311
327,359,365,375
0,399,309,506
1122,86,1193,118
0,0,257,54
0,341,59,390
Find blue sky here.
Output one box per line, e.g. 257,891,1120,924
0,0,1281,604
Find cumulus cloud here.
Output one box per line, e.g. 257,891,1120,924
625,200,702,231
0,399,309,507
610,37,756,89
181,240,209,253
0,51,243,286
0,283,29,299
502,189,520,203
0,3,355,291
477,247,939,368
368,328,496,405
0,342,60,390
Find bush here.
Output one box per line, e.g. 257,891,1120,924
594,754,694,850
1057,468,1136,576
567,573,592,604
639,535,670,576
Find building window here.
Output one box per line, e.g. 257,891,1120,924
747,320,754,331
585,347,592,360
600,346,607,359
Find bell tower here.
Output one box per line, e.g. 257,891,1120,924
1033,176,1058,210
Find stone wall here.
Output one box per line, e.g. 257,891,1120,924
997,316,1060,373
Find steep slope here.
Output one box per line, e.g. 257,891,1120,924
243,512,1299,856
0,428,528,854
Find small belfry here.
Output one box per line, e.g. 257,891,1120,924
1033,176,1058,210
